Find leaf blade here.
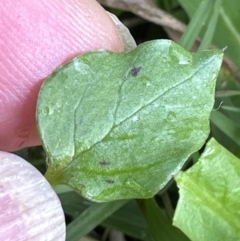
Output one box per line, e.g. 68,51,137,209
173,138,240,240
37,40,223,202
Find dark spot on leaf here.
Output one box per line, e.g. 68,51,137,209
100,160,111,166
79,118,83,124
106,179,114,184
131,66,141,77
80,184,86,188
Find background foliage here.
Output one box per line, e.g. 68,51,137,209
16,0,240,240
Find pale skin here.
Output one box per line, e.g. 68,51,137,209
0,0,124,152
0,0,124,238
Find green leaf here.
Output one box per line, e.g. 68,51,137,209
173,138,240,241
37,40,223,202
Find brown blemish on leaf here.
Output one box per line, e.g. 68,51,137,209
131,66,142,77
79,118,83,124
106,179,114,184
100,160,111,166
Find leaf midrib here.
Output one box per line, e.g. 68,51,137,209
180,173,240,234
58,54,217,176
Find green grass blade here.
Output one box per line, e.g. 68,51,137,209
54,184,73,194
102,200,154,241
198,0,222,51
211,111,240,145
215,90,240,97
221,106,240,112
59,192,153,241
138,198,190,241
66,200,128,241
179,0,215,50
179,0,240,69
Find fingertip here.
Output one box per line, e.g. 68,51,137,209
0,0,124,151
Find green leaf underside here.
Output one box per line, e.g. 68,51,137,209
37,40,223,202
173,138,240,241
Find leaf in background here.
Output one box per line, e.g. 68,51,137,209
37,40,223,202
178,0,240,69
173,138,240,241
139,198,190,241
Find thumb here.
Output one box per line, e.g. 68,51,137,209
0,0,124,151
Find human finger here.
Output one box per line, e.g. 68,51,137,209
0,0,124,151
